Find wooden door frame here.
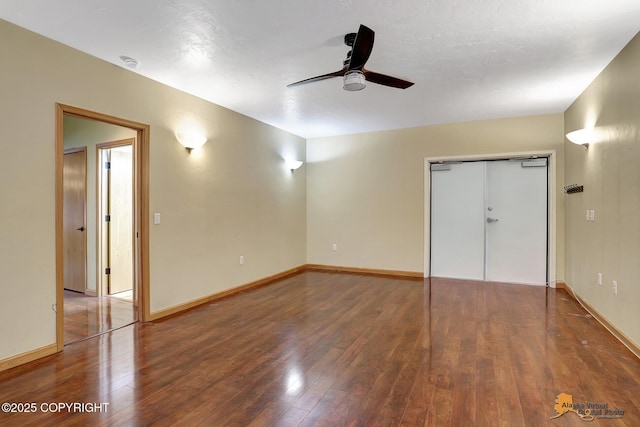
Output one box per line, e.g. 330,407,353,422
423,150,557,286
55,104,150,351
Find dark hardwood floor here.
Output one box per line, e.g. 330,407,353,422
64,290,137,343
2,272,639,426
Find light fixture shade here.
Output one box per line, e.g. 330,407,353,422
343,71,366,91
176,132,207,150
287,160,303,170
565,128,594,145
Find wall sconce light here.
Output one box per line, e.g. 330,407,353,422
565,128,593,150
176,132,207,153
286,159,303,171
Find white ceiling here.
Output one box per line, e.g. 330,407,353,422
2,1,640,138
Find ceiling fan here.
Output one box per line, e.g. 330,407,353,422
287,24,414,91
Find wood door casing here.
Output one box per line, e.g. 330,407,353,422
63,149,87,293
56,104,151,353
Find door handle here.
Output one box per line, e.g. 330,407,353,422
486,217,499,223
76,226,85,232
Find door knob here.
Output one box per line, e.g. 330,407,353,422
486,217,499,223
76,226,85,232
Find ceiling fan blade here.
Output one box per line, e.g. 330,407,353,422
347,24,374,71
363,70,414,89
287,69,346,88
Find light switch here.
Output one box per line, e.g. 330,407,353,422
589,210,595,222
585,210,590,221
154,213,161,225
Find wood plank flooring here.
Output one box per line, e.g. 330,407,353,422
2,272,639,426
64,290,137,343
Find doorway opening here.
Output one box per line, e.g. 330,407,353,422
423,151,557,286
56,104,149,351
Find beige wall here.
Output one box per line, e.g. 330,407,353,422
13,11,635,365
0,19,306,361
307,114,565,277
63,116,138,294
564,33,640,347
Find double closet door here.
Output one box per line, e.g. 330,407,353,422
430,158,548,285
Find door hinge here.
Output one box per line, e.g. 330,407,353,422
105,161,111,169
105,267,111,275
105,215,111,222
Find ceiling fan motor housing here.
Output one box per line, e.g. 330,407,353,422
343,71,366,91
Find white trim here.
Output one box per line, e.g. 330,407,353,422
424,150,557,287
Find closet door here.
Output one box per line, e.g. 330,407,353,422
485,159,547,285
430,159,548,285
430,162,486,280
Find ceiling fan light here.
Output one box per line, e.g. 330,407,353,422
343,71,366,91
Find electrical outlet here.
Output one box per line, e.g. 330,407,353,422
612,281,618,295
239,255,245,265
597,273,602,286
332,243,337,251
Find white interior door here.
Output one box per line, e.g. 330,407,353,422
108,145,134,294
430,158,548,285
430,162,486,280
485,159,547,285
